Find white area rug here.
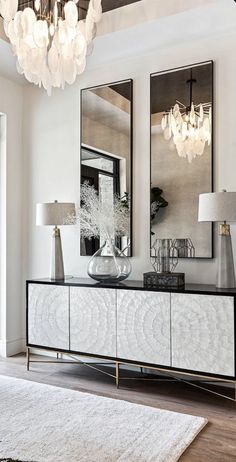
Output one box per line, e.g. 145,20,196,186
0,375,207,462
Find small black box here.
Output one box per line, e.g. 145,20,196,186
143,272,185,288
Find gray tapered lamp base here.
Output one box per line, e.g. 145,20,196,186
217,225,235,289
50,227,65,281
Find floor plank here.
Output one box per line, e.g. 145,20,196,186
0,354,235,461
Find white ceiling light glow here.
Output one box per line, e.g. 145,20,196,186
0,0,102,94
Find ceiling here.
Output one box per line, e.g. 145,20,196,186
1,0,236,86
82,88,131,135
18,0,141,18
110,82,132,102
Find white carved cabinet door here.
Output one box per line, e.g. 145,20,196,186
28,284,69,350
171,294,235,376
117,290,171,366
70,287,116,357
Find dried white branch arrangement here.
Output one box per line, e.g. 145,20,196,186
66,183,130,242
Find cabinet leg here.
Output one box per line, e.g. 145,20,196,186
116,362,120,389
26,347,30,371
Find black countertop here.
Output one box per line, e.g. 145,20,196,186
26,277,236,296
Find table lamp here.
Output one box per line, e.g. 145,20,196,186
198,190,236,288
36,200,76,281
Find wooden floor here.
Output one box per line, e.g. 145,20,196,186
0,354,235,462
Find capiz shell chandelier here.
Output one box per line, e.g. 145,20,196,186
161,71,212,163
0,0,102,94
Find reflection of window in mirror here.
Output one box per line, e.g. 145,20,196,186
81,80,133,256
150,62,213,259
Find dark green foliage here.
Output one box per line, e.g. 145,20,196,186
151,187,168,221
120,192,129,209
0,459,34,462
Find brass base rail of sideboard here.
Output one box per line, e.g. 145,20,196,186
26,346,236,403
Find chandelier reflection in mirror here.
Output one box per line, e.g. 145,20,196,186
161,69,212,163
0,0,102,94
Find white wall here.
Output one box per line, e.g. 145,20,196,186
0,75,24,356
23,31,236,289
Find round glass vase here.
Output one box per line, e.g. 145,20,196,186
87,240,132,283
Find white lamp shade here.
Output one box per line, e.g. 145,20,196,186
36,202,75,226
198,192,236,222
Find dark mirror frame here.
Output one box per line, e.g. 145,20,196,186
80,78,133,257
150,61,214,259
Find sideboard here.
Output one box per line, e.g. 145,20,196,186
26,278,236,398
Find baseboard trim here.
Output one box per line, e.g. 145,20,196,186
0,338,25,357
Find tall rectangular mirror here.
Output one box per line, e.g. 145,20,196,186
150,61,213,258
80,79,133,256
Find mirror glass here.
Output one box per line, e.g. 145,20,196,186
81,79,133,256
150,61,213,258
